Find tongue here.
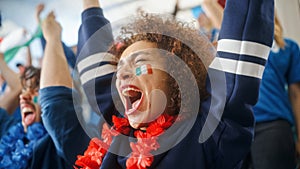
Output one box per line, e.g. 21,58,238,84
24,113,35,126
131,99,141,110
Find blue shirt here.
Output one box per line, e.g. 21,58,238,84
254,39,300,125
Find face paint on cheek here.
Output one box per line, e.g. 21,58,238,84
33,96,39,104
135,64,153,76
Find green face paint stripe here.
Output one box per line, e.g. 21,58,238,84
33,96,39,104
136,67,141,76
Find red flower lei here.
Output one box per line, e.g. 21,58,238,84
74,114,176,169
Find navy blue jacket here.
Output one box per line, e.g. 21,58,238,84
76,0,274,168
37,86,90,169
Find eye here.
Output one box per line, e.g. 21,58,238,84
33,88,39,94
135,58,146,64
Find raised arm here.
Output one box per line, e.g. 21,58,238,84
40,12,72,88
220,0,273,125
25,46,32,67
36,3,76,69
77,0,113,53
83,0,100,10
203,0,274,167
77,0,116,125
209,0,274,127
0,53,22,114
39,12,89,165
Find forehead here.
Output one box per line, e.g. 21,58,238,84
120,41,157,59
22,76,39,90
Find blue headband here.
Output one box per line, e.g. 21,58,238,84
192,6,205,18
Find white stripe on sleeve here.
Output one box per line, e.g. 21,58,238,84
209,57,265,79
217,39,270,60
77,52,118,73
80,65,117,85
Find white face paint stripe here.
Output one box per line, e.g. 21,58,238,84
80,65,117,85
136,64,153,76
209,57,265,79
217,39,270,60
77,52,118,73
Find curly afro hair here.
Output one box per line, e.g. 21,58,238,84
109,11,215,115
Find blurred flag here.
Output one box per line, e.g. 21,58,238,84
4,25,42,63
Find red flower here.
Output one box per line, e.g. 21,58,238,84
134,130,152,138
155,114,175,129
141,137,160,151
101,123,118,145
75,154,101,169
112,115,131,135
146,124,164,136
76,114,179,169
146,114,175,136
75,138,109,169
126,142,154,169
90,138,109,153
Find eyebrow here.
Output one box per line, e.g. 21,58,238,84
118,51,150,67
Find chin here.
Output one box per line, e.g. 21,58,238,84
128,115,153,129
128,120,141,129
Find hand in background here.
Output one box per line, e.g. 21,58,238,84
41,12,62,43
36,3,45,23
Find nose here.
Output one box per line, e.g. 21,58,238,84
19,90,32,102
117,67,134,80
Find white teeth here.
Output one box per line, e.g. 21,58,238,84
22,107,33,113
122,87,141,96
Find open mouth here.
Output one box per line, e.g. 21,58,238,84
22,106,36,126
121,85,143,115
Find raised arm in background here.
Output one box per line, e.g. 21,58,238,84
0,53,22,114
25,46,32,67
201,0,224,29
36,3,76,69
38,12,89,165
40,12,72,88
